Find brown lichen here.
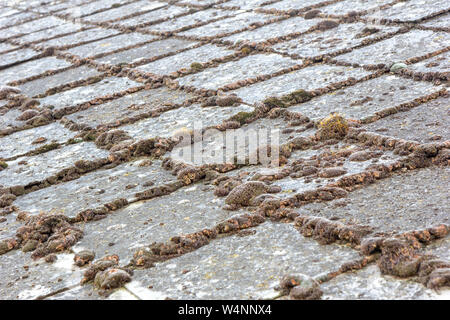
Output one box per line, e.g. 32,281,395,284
74,250,96,267
277,274,323,300
82,255,120,284
94,268,132,290
316,20,339,31
15,213,83,259
0,193,16,208
225,181,275,208
294,216,372,245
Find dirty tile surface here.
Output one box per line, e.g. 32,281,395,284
0,0,448,301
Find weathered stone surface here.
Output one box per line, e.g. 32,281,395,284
0,0,448,301
38,76,141,110
0,57,72,85
144,8,231,33
407,51,449,74
299,167,450,233
219,0,272,10
81,1,167,23
223,17,321,45
2,16,68,38
422,13,450,29
0,142,109,188
288,75,442,120
177,53,298,90
96,38,197,66
273,23,399,58
115,6,190,28
0,108,28,131
0,250,84,300
321,265,447,300
336,30,450,66
0,11,38,29
136,44,234,75
0,48,40,69
128,223,359,299
13,22,85,45
178,12,275,38
421,236,450,262
74,185,248,263
13,160,176,218
0,122,75,158
65,87,193,128
31,0,94,14
263,0,335,11
66,33,156,58
364,97,450,143
320,0,394,16
229,64,370,104
120,104,254,140
368,0,450,23
18,66,102,97
0,43,17,53
58,0,131,18
38,28,120,49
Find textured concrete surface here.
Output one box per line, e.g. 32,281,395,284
0,0,448,300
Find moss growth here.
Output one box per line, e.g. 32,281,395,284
190,62,204,71
111,3,121,8
83,132,98,141
32,142,60,155
281,89,313,105
0,161,8,169
230,111,255,125
241,47,252,55
67,137,83,145
264,90,312,108
263,97,287,108
316,113,349,140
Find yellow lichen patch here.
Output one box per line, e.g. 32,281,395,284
0,161,7,169
316,113,349,140
190,62,204,71
240,47,252,55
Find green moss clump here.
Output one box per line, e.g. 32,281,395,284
190,62,204,71
0,161,8,169
263,97,287,108
230,111,255,125
111,3,121,8
67,138,83,145
32,142,60,155
264,90,312,109
282,89,313,104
